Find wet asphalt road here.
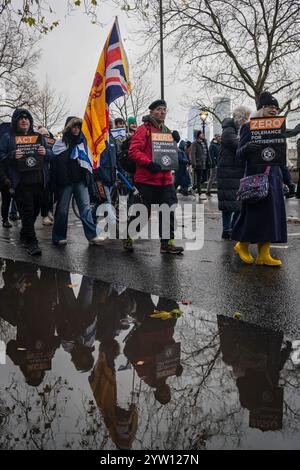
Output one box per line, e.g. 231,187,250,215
0,195,300,335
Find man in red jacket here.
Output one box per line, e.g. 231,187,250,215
128,100,184,254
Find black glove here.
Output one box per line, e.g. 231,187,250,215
148,162,162,174
3,178,11,189
246,142,262,155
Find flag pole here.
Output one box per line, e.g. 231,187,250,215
123,95,128,123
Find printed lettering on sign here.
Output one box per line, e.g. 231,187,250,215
250,117,285,131
250,116,286,165
15,135,39,145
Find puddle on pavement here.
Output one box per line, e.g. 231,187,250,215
0,257,300,450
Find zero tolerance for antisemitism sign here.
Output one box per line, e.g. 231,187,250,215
152,132,179,170
250,117,286,166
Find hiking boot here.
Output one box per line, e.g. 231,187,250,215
123,237,134,252
2,220,12,228
222,230,232,240
9,214,20,221
27,242,42,256
160,240,184,254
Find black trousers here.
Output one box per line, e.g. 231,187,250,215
1,188,12,222
133,183,177,243
14,184,43,243
297,169,300,198
194,169,204,195
40,185,54,217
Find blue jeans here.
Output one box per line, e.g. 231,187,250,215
222,211,239,232
52,182,97,243
9,199,18,217
92,186,117,227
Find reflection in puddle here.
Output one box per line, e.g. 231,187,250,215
0,258,300,450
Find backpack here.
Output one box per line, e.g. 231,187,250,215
118,136,136,174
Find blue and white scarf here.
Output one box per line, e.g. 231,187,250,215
52,133,93,173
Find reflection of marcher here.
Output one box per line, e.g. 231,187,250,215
217,315,291,431
89,288,138,449
5,265,59,386
95,283,135,343
55,272,97,372
89,339,138,449
124,296,182,405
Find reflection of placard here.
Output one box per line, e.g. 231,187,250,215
250,117,286,166
249,387,283,431
15,134,43,172
152,132,179,170
26,351,52,372
156,342,181,379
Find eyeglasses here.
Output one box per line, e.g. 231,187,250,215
19,115,29,120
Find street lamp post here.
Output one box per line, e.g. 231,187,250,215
199,110,209,137
159,0,164,100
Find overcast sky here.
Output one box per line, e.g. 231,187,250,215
37,2,189,135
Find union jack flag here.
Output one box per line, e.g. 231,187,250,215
105,19,131,106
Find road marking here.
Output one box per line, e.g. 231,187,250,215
270,245,289,249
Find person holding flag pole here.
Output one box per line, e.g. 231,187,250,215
52,18,131,246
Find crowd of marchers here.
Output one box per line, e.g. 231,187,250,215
0,92,300,265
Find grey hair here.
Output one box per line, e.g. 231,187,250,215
232,105,252,119
251,109,264,118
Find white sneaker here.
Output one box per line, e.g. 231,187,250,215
42,216,53,226
56,239,68,245
48,211,54,222
89,235,106,245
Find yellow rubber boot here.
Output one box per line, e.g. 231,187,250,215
234,242,254,264
256,242,282,266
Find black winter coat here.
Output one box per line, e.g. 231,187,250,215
231,123,289,244
217,118,245,212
